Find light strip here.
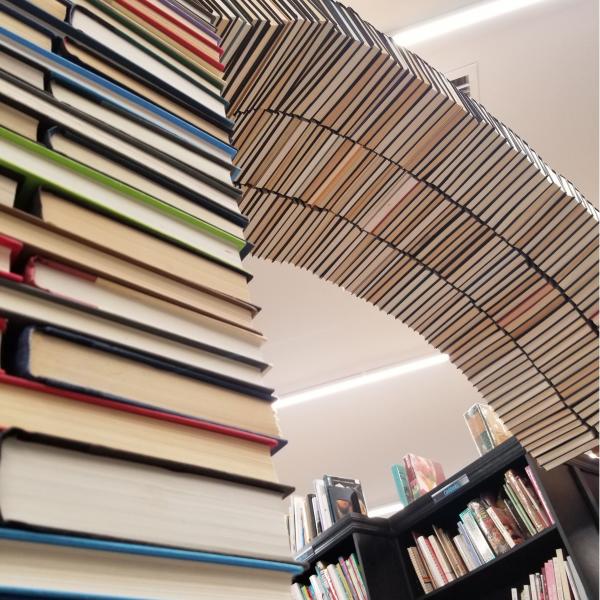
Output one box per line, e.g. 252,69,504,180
273,353,450,410
393,0,550,47
368,501,405,518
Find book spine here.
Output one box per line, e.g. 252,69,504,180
436,527,467,577
403,455,419,500
566,556,587,600
524,466,554,526
505,470,546,532
335,563,354,600
314,479,333,530
545,560,558,600
457,521,483,567
487,506,522,548
416,535,446,588
453,534,476,571
407,546,434,593
348,554,368,600
555,549,571,600
468,500,510,556
309,575,325,600
339,558,360,600
459,508,495,562
504,484,537,536
391,463,410,505
428,534,455,582
327,564,347,600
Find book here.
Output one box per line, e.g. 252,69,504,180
0,430,291,559
459,507,495,563
432,524,468,577
23,256,264,364
467,499,510,556
14,325,279,435
0,374,279,481
486,505,525,548
0,527,301,599
505,470,549,533
403,454,446,500
324,475,368,516
453,534,478,571
415,535,446,588
391,462,411,506
407,546,434,593
428,534,455,583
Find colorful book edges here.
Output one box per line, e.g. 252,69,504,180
292,554,366,600
510,548,587,600
406,466,554,592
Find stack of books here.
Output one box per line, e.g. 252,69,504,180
511,548,588,600
392,454,446,507
464,403,513,456
287,476,368,553
407,467,554,593
0,0,299,597
205,0,598,470
291,554,368,600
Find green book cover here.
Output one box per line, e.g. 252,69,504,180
0,127,248,272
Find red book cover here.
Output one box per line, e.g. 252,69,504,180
0,235,23,283
525,465,555,525
112,0,225,71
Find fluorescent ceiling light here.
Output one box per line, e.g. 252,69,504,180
393,0,549,47
273,353,450,410
368,501,404,518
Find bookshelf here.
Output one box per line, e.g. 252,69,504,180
295,440,598,599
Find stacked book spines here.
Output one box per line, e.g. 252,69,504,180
0,0,298,596
207,0,598,470
291,554,368,600
406,466,555,594
511,548,587,600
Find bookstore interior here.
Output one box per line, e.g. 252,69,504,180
0,0,597,598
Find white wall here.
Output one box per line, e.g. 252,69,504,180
410,0,599,206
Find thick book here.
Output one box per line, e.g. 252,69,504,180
415,535,445,588
23,256,264,365
0,25,232,149
0,278,266,387
0,373,280,481
0,527,301,599
0,429,292,560
13,322,279,433
407,546,434,593
0,127,249,273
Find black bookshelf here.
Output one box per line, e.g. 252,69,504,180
294,439,599,600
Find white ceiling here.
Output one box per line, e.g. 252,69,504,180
341,0,481,34
247,0,598,511
249,258,483,508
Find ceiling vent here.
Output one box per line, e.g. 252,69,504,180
445,62,479,100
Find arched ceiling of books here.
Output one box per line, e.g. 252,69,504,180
206,0,599,468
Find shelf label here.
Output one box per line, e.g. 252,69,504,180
432,473,470,503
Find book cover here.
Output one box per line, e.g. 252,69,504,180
339,557,360,600
479,403,512,447
326,485,360,523
348,554,367,599
464,403,495,455
323,475,367,516
403,454,446,499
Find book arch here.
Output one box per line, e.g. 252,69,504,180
209,0,599,469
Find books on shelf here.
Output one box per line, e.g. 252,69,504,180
406,465,554,594
511,548,588,600
287,475,368,553
464,403,513,456
291,554,368,600
0,1,298,597
392,454,446,506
